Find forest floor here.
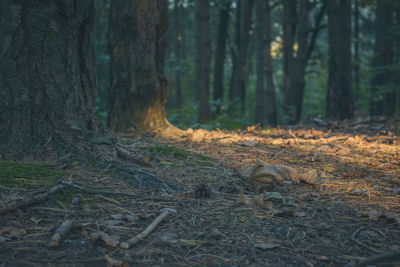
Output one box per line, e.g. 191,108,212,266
1,118,400,266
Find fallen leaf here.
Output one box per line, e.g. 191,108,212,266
238,192,252,206
300,170,321,185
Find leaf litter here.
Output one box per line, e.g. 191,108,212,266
0,120,400,266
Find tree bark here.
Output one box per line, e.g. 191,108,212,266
282,0,297,123
370,0,394,117
265,0,277,126
229,0,254,117
0,0,97,159
173,0,182,108
195,0,211,122
108,0,170,132
326,0,353,120
255,0,266,125
212,0,231,118
353,0,360,109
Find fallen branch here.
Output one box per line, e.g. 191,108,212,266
49,220,90,247
61,180,178,202
120,208,177,249
114,145,149,166
346,251,400,267
104,254,128,267
0,184,66,214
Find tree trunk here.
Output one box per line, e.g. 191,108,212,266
0,0,97,159
212,0,231,118
174,0,182,108
255,0,266,125
195,0,211,122
108,0,169,132
370,0,395,117
353,0,360,109
265,0,277,126
282,0,297,124
229,0,254,117
326,0,353,120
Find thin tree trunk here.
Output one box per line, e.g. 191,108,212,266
282,0,297,123
370,0,394,117
265,0,277,126
108,0,170,132
0,1,97,159
174,0,182,108
353,0,360,109
326,0,353,120
195,0,211,122
255,0,266,125
212,0,231,118
229,0,254,117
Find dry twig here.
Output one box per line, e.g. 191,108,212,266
0,184,66,214
120,208,177,249
49,220,90,247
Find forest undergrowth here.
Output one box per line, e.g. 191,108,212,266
0,118,399,266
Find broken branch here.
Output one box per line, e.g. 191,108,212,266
120,208,177,249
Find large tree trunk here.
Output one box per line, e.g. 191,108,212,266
212,0,231,118
265,0,277,126
108,0,169,132
229,0,254,117
173,0,182,108
195,0,211,122
0,0,97,159
370,0,394,117
255,0,266,125
326,0,353,120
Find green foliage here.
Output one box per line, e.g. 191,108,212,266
167,104,246,130
0,161,63,189
148,145,189,159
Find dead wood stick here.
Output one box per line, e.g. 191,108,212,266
104,254,128,267
49,220,73,247
61,181,178,202
114,145,148,166
120,208,177,249
0,184,66,214
346,251,400,267
49,220,90,248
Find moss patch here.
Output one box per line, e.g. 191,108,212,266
147,145,212,166
0,161,63,190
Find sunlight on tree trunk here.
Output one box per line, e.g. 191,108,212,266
108,0,170,132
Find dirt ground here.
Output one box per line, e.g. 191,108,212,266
1,119,400,266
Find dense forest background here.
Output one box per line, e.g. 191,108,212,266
94,0,400,130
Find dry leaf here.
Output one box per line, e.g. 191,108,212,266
238,192,252,206
300,170,321,185
238,164,293,191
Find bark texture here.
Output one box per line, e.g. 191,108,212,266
370,0,395,117
0,0,97,158
265,0,277,126
173,0,182,108
212,0,231,117
195,0,211,122
108,0,169,132
229,0,254,117
326,0,353,120
255,0,266,125
282,0,297,123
